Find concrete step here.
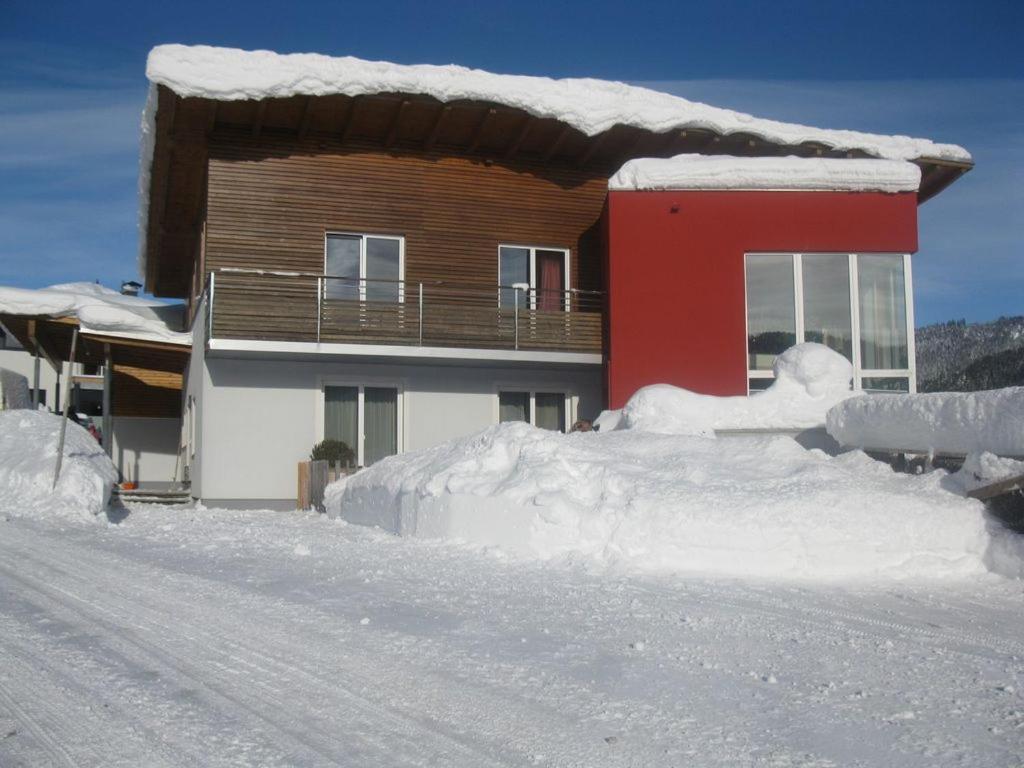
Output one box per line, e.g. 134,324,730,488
113,487,193,506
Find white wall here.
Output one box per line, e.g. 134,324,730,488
111,417,181,485
196,355,603,505
183,299,208,496
0,347,59,409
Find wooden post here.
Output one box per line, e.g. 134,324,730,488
297,461,310,510
102,344,113,457
53,328,78,489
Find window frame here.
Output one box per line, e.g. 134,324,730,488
324,231,406,303
497,244,571,312
316,377,405,467
744,252,916,394
493,384,577,432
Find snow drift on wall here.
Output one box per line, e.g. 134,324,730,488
326,422,1017,581
0,410,118,521
609,154,922,193
602,343,855,435
0,282,189,345
827,387,1024,457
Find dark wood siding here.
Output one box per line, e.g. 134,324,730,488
202,129,608,297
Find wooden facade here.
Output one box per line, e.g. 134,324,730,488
203,129,608,301
145,86,973,301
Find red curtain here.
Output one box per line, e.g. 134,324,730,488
537,253,564,311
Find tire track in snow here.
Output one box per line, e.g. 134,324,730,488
0,558,496,767
0,675,82,768
0,524,621,767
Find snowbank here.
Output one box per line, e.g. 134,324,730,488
0,282,189,345
1,368,31,410
609,154,921,193
0,410,118,521
617,343,854,435
827,387,1024,457
326,423,1016,581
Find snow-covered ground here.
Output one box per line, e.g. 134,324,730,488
0,505,1022,767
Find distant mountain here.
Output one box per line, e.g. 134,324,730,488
916,316,1024,392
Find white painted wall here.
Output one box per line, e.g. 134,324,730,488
111,417,181,485
0,347,59,408
196,355,603,505
183,300,207,496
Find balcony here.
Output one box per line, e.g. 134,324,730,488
207,268,604,357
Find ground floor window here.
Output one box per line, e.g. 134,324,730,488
498,389,572,432
745,253,914,394
324,384,400,466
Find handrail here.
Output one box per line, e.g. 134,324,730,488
209,267,604,354
214,266,605,296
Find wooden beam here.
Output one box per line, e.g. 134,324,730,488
577,130,611,167
385,99,411,148
297,97,314,139
543,124,572,162
27,318,61,373
505,116,534,159
424,105,452,150
340,97,360,143
468,108,496,153
251,101,267,138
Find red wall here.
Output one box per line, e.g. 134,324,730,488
604,190,918,408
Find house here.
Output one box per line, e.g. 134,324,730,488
139,44,970,509
0,322,59,408
0,284,190,489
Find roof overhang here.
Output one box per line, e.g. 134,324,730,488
0,314,190,375
142,87,972,297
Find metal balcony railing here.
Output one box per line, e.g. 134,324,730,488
207,268,604,354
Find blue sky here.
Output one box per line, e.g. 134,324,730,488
1,0,1020,325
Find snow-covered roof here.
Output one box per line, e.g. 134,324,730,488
145,45,970,163
0,282,190,346
609,154,922,193
139,44,972,282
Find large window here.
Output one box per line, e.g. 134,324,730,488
745,253,914,393
498,389,573,432
498,245,570,311
323,383,401,467
325,233,403,302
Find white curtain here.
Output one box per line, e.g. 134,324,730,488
324,386,358,465
364,387,398,465
534,392,566,432
499,391,529,423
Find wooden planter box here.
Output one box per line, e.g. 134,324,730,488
297,460,357,512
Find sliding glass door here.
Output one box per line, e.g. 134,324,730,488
323,384,400,466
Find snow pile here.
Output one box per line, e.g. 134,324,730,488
827,387,1024,457
326,423,1017,580
0,282,188,345
0,410,118,520
612,343,854,435
146,45,969,163
946,452,1024,495
0,368,32,410
609,154,922,193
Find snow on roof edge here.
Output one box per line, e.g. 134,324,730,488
609,154,922,193
138,43,972,283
